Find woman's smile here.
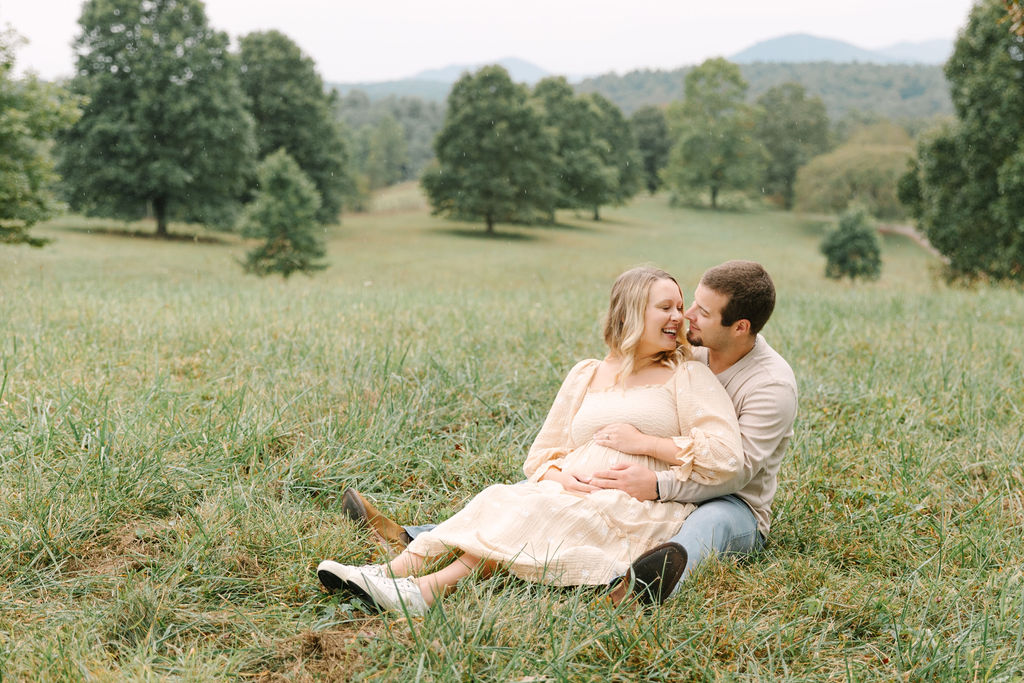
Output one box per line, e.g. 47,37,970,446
638,278,685,357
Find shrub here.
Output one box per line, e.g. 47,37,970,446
820,206,882,280
795,123,913,220
238,149,326,278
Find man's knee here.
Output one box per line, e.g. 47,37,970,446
666,496,762,595
676,496,760,555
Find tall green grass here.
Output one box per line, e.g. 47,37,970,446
1,192,1021,680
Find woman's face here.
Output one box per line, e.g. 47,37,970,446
636,278,685,359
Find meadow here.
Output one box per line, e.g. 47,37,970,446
1,186,1022,681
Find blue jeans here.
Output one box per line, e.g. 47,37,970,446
662,494,762,596
402,494,762,598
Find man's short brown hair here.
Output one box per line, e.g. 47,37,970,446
700,260,776,335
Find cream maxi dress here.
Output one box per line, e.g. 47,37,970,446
405,358,743,585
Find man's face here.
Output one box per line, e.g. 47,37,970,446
684,284,732,351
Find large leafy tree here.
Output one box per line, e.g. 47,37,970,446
630,105,671,194
422,66,558,234
532,77,615,220
58,0,255,237
1,30,82,246
663,58,760,209
238,30,351,224
588,93,643,218
900,0,1024,280
754,83,830,209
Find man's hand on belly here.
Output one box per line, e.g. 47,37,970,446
586,463,658,502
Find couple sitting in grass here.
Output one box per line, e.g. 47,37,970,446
318,261,797,614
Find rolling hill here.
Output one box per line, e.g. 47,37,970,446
730,34,952,64
328,34,954,121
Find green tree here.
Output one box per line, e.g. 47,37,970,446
820,206,882,280
630,105,671,194
57,0,256,237
422,66,558,234
364,114,409,189
588,93,642,218
900,0,1024,280
795,123,912,220
238,30,351,224
239,149,325,278
663,58,760,209
754,83,830,209
533,77,613,220
1,29,82,246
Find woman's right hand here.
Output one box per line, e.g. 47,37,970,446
540,467,598,494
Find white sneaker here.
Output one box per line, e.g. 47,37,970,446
317,560,358,592
317,561,391,589
347,566,430,616
361,564,390,578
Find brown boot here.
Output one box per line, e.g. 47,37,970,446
342,489,412,548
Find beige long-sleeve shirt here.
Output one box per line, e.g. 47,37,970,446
656,335,798,536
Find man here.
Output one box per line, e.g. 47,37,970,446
342,260,797,605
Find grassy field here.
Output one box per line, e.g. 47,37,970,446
1,187,1022,681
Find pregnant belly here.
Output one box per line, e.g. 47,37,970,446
560,440,669,478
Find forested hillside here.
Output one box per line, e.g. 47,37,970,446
576,62,952,119
335,91,445,185
336,62,952,123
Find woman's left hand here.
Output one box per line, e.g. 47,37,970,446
593,423,652,456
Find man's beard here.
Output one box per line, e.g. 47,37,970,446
686,330,704,347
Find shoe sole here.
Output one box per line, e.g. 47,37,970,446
630,543,687,605
340,566,428,616
317,564,380,611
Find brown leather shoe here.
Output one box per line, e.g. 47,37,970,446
610,542,687,606
342,489,412,548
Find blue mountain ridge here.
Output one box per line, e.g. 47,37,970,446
329,34,952,100
730,33,951,65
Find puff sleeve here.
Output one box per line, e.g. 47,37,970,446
522,359,599,482
666,361,744,485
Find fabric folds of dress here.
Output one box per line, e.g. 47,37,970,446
405,359,743,585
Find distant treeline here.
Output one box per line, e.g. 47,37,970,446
334,62,952,196
334,91,444,195
576,62,952,120
5,0,1014,283
330,63,952,123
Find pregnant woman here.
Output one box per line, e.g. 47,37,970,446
317,266,743,614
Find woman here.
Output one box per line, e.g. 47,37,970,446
317,266,742,614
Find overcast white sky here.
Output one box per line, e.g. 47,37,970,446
3,0,977,83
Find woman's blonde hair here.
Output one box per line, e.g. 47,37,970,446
602,266,691,383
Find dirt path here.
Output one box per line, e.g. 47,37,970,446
877,223,949,262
